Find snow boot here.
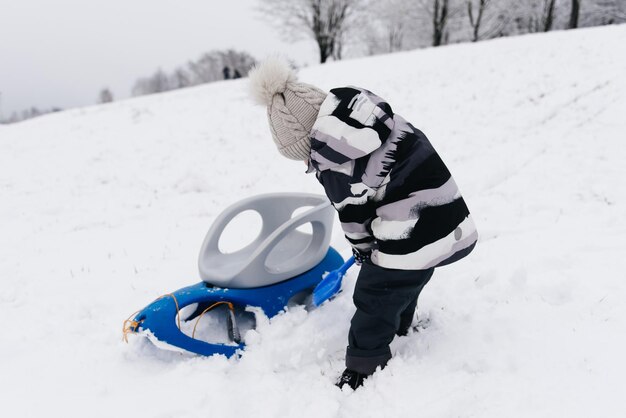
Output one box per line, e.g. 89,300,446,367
396,313,415,336
397,315,431,336
336,369,369,390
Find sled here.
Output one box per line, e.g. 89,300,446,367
123,193,347,357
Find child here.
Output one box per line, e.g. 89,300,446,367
249,58,477,390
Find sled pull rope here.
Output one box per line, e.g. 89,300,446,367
122,293,182,342
191,301,236,339
122,310,141,343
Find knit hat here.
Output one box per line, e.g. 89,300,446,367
248,57,327,161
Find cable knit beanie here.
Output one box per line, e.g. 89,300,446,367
248,57,327,161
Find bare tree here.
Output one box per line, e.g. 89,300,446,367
132,68,171,97
169,67,192,89
381,0,415,51
467,0,486,41
433,0,450,46
542,0,558,31
568,0,581,28
259,0,364,63
98,88,114,104
333,29,347,60
466,0,507,41
412,0,465,47
360,0,414,55
188,53,221,84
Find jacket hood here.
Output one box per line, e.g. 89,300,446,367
308,86,395,173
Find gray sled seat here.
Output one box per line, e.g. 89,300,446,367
198,193,335,289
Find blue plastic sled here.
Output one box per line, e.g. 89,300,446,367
130,247,343,357
126,193,345,357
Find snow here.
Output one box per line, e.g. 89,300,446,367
2,25,626,417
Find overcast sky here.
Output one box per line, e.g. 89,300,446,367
0,0,317,117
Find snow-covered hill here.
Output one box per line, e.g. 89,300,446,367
1,25,625,417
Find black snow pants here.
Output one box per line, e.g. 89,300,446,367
345,260,434,375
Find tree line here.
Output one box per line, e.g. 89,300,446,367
2,1,623,124
0,105,64,125
1,49,256,124
260,0,626,62
129,49,257,97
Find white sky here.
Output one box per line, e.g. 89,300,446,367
0,0,317,116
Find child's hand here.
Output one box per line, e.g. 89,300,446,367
352,248,371,266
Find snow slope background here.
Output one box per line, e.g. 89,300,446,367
1,25,626,417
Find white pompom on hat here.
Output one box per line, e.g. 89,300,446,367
248,57,327,161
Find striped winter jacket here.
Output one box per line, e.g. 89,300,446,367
306,86,477,270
